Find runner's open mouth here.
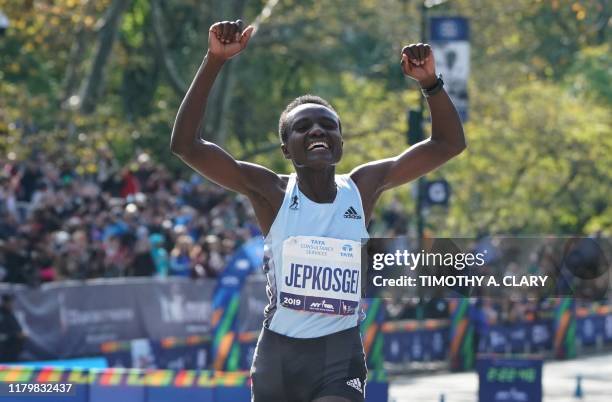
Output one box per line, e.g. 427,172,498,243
306,141,330,151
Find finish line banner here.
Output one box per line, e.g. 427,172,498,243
12,278,215,359
364,236,610,300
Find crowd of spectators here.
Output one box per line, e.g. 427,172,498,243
7,148,606,320
0,149,414,286
0,150,263,285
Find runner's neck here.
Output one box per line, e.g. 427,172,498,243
294,167,336,203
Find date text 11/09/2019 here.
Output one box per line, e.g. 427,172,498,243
372,275,549,288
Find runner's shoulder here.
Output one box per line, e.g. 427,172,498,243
278,174,290,189
238,161,284,189
238,163,287,206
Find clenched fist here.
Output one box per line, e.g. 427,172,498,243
208,20,254,61
401,43,437,88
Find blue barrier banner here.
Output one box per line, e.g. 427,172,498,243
383,326,449,363
11,278,215,360
103,350,133,368
237,276,267,334
487,326,509,354
101,337,212,370
382,332,404,363
605,314,612,342
90,385,145,402
354,311,610,367
477,357,542,402
147,387,214,402
238,339,257,370
408,330,426,361
151,342,210,370
578,315,603,346
530,320,553,352
508,324,529,354
430,328,448,360
366,382,389,402
214,386,251,401
486,322,550,355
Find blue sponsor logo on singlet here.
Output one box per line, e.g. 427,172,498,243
308,298,336,314
341,244,354,258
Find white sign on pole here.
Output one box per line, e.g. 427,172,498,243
430,17,470,121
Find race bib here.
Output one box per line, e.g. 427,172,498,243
280,236,361,316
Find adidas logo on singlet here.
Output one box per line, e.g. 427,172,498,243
346,378,363,393
343,206,362,219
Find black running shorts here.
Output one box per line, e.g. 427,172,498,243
250,326,367,402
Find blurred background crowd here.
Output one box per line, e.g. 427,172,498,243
2,145,608,331
0,150,263,284
0,148,413,286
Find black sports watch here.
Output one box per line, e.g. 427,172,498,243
421,75,444,98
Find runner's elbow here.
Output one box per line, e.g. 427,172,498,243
450,140,467,156
170,142,184,156
443,136,467,158
170,137,192,158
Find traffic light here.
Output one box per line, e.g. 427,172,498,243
407,109,423,145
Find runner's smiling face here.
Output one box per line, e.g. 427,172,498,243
282,104,343,168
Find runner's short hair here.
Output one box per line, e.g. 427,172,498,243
278,95,340,143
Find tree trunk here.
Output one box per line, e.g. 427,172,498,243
61,0,96,105
150,0,187,97
79,0,132,114
201,0,246,144
206,0,279,145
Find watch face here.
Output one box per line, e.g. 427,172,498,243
428,182,447,203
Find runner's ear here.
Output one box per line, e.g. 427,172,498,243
281,144,291,159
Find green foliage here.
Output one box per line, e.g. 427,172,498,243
446,80,611,234
1,0,609,235
565,44,612,104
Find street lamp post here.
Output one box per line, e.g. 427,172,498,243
408,0,449,320
409,0,449,248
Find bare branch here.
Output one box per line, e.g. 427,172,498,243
150,0,187,96
60,0,96,105
249,0,280,33
206,0,281,144
78,0,132,114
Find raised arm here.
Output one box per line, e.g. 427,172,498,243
170,20,281,198
351,43,466,220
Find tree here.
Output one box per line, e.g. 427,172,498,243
1,0,609,235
